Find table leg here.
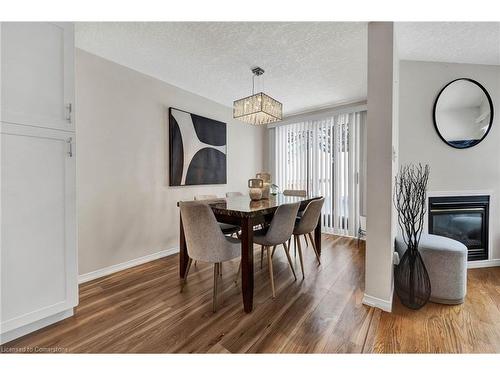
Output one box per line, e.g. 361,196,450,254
314,215,322,256
179,213,189,279
240,216,254,313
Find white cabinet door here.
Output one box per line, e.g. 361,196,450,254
0,123,77,334
1,22,75,131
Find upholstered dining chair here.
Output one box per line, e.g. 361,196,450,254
194,194,219,201
292,197,324,278
179,201,240,312
282,189,307,197
194,195,240,236
194,194,218,200
226,192,244,197
253,202,300,298
282,189,309,246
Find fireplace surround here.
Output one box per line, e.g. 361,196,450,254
428,195,489,261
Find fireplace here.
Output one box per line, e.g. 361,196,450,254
428,195,489,261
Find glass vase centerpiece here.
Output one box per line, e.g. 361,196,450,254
393,163,431,310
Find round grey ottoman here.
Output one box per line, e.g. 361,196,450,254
395,233,467,305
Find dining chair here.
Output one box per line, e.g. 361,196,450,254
195,194,218,200
291,197,324,278
226,192,244,197
253,202,300,298
179,201,240,312
282,189,308,246
282,189,307,197
194,195,240,236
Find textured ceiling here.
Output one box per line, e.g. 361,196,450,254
75,22,500,116
397,22,500,65
75,22,368,115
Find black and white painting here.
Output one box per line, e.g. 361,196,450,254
169,107,227,186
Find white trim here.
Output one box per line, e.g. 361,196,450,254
427,189,494,198
267,100,367,128
0,308,74,345
78,247,179,284
362,293,393,312
1,300,73,333
468,259,500,269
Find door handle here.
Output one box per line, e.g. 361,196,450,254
67,137,73,157
66,103,72,123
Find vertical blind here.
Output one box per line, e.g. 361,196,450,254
275,111,366,236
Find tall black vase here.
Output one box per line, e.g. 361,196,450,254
394,246,431,309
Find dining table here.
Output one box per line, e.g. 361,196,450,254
178,193,323,313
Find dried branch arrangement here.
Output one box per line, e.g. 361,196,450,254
393,163,430,252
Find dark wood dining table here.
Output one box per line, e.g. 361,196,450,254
178,193,323,313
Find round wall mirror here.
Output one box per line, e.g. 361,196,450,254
433,78,494,149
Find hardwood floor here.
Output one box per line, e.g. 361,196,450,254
2,234,500,353
372,265,500,353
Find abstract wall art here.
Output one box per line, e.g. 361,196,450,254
169,107,227,186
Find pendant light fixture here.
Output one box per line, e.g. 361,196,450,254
233,67,283,125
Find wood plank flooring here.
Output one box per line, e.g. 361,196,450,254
2,234,500,353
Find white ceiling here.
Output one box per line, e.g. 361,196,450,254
75,22,368,115
75,22,500,116
397,22,500,66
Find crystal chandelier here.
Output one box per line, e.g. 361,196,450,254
233,67,283,125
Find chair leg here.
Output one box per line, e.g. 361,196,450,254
307,232,321,265
296,235,305,279
213,263,219,312
287,238,291,254
194,260,197,267
271,245,276,258
260,245,264,269
219,262,223,277
294,235,297,257
180,258,193,292
304,234,309,247
267,246,276,298
283,242,297,281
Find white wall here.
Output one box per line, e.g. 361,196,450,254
76,49,266,275
363,22,398,312
399,60,500,262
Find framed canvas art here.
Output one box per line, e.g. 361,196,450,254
169,107,227,186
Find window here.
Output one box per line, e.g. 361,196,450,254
274,110,366,236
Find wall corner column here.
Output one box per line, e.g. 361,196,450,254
363,22,399,312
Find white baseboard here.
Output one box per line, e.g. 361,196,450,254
362,293,393,312
0,308,74,345
78,247,179,284
467,259,500,269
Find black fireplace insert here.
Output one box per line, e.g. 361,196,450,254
428,195,489,261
